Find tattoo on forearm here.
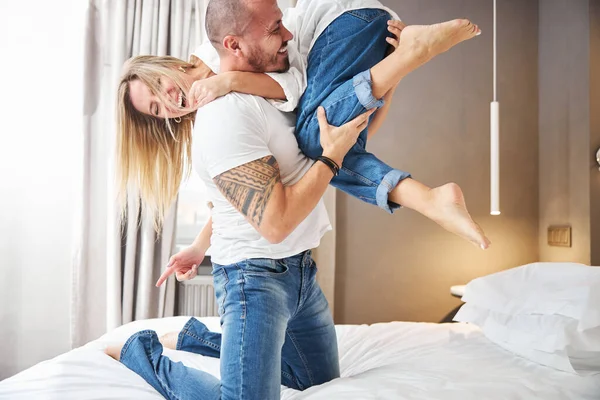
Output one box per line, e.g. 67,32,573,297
214,156,280,226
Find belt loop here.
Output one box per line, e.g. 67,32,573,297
301,249,312,267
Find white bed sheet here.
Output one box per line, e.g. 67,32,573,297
1,316,599,399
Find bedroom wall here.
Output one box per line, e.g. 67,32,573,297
0,1,85,379
335,0,540,324
538,0,600,266
538,0,594,265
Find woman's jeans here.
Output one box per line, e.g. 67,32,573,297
296,9,411,213
119,250,339,400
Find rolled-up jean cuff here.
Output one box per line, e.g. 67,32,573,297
120,329,159,364
376,169,412,214
353,69,384,109
176,317,198,350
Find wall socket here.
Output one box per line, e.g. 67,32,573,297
547,226,571,247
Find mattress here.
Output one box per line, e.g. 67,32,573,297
1,316,599,399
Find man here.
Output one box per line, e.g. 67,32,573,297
187,1,373,398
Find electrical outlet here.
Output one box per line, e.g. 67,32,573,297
547,226,571,247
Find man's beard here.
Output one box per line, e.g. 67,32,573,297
247,44,290,73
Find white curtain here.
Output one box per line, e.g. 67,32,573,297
72,0,208,348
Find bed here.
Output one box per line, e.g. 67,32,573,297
1,316,599,399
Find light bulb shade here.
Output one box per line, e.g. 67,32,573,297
491,101,500,215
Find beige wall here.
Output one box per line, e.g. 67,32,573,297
335,0,540,324
538,0,592,264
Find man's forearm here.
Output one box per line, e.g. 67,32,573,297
266,161,335,242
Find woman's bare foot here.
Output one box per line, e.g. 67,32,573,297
396,19,481,62
105,343,124,361
426,183,491,249
159,332,179,350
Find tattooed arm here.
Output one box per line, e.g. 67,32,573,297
214,107,375,244
214,155,334,243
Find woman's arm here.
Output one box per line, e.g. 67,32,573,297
154,214,213,287
189,72,286,108
191,215,213,253
225,72,286,100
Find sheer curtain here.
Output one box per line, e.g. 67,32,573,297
72,0,208,347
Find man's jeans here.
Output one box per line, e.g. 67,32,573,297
119,250,339,400
296,9,411,213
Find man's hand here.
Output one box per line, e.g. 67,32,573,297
317,106,376,165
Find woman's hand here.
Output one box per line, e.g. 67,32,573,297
386,20,406,52
155,244,206,287
188,74,233,109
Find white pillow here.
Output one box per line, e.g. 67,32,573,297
461,262,600,330
455,303,600,352
455,304,600,374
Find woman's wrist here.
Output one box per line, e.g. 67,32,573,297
191,239,209,254
222,71,236,93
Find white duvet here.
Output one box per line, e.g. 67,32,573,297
1,316,599,399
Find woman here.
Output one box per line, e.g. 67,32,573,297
108,0,487,398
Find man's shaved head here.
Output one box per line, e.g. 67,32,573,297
205,0,254,50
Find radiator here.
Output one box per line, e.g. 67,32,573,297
178,275,219,317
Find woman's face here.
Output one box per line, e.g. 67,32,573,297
129,73,191,119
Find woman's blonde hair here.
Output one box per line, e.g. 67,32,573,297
116,55,199,232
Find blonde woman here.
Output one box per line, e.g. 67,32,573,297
108,0,489,398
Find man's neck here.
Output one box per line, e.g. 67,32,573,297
219,57,256,73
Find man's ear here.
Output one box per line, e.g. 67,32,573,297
222,35,242,56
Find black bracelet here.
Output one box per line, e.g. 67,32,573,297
317,156,340,176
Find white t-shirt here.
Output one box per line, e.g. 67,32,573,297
192,0,399,112
193,93,331,265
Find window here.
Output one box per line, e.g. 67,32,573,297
175,171,211,252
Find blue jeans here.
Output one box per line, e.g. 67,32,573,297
296,9,411,213
119,250,339,399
